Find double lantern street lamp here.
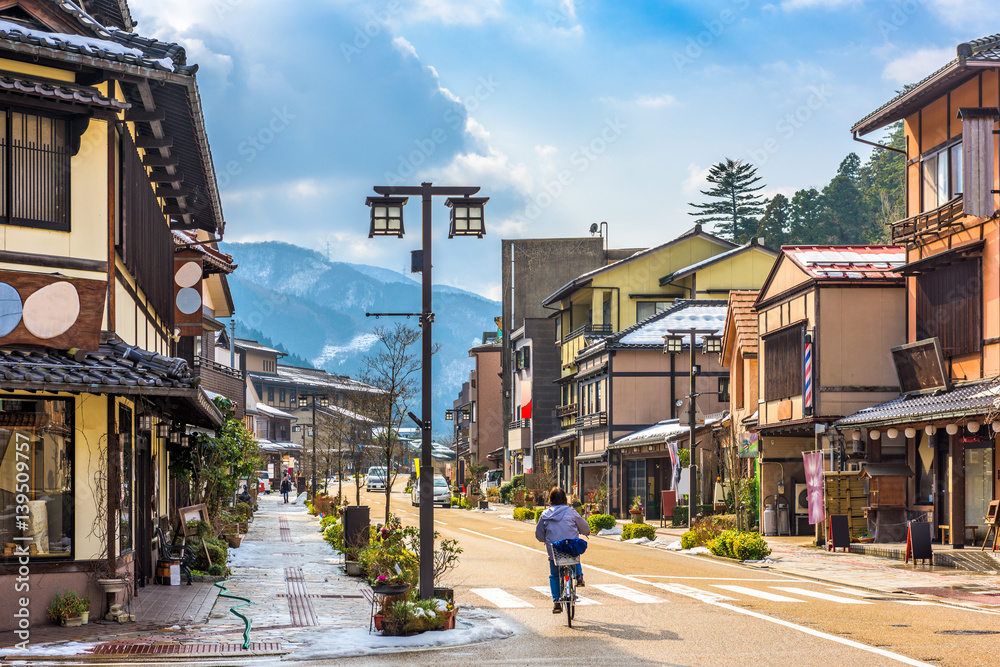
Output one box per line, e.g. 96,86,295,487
663,329,722,528
299,393,330,499
366,183,488,600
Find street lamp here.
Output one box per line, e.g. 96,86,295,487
365,182,488,600
299,393,330,498
664,328,721,528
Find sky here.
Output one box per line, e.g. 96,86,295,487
129,0,1000,302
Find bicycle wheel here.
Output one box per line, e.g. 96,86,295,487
561,567,575,627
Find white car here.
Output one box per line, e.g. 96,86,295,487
411,476,451,507
366,466,388,492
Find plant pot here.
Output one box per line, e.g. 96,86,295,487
629,510,644,524
856,536,875,544
80,611,89,625
373,613,386,631
97,578,127,596
371,582,411,597
223,533,243,548
345,560,363,576
433,587,454,604
61,615,83,627
478,499,489,509
438,608,456,630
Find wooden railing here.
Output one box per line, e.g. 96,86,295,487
509,418,531,430
891,195,964,243
563,323,613,343
575,412,607,430
555,403,578,418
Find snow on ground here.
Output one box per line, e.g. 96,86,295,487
0,641,100,658
292,609,513,661
598,526,622,536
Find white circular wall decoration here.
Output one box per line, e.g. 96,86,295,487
174,261,202,288
0,282,23,337
22,281,80,339
176,287,202,315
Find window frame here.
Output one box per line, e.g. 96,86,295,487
0,106,73,232
921,139,963,212
915,257,982,358
763,322,805,402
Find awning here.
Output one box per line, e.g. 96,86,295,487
576,451,607,464
859,464,914,478
534,431,576,450
834,377,999,429
609,414,723,450
898,240,984,275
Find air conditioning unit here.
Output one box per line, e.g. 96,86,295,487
845,461,863,473
794,483,809,515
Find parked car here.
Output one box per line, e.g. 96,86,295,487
366,466,388,492
483,469,503,490
257,471,270,494
411,475,452,508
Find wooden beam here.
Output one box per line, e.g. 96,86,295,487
125,109,165,122
162,205,187,215
135,136,173,149
143,154,179,168
156,186,189,198
148,171,184,184
0,250,107,273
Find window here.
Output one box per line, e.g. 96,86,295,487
763,324,803,401
922,143,962,212
267,386,274,402
0,110,71,230
602,294,611,327
555,315,562,342
595,381,602,412
718,377,731,403
0,398,74,559
279,389,286,404
119,404,132,554
916,258,982,357
636,301,669,321
290,390,297,405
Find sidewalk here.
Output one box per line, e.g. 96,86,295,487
0,493,511,663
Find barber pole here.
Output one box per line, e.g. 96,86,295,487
803,335,813,414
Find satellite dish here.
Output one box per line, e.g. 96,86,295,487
589,223,599,235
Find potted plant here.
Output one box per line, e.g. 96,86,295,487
629,496,644,523
343,546,363,576
78,595,91,624
47,589,84,627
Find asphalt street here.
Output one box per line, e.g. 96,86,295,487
332,481,1000,667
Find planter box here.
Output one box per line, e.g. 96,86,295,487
345,560,363,576
478,499,489,510
223,533,243,548
61,616,83,627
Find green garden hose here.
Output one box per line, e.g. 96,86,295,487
214,579,252,649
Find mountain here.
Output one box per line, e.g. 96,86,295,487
221,241,500,435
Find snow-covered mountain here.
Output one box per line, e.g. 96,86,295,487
222,241,499,434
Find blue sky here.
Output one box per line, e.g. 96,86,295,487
131,0,1000,301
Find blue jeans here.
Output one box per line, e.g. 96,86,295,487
548,560,582,601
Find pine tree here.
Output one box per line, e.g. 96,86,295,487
688,158,767,243
859,121,905,243
787,188,825,244
822,153,877,243
757,194,791,248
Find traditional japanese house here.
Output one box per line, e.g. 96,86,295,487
0,0,231,630
837,34,1000,546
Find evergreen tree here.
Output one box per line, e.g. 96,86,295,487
688,158,767,243
859,121,905,243
787,188,825,244
756,194,791,248
822,153,878,243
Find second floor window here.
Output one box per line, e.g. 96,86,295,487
267,386,274,402
916,257,981,358
636,301,669,321
0,110,70,231
922,142,962,212
279,388,286,404
718,377,731,403
763,323,804,402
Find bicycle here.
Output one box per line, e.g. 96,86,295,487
552,549,579,627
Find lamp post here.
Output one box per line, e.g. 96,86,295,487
664,329,722,528
366,182,487,600
299,393,330,499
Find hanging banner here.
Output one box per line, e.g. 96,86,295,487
667,439,681,490
739,433,759,458
803,450,825,525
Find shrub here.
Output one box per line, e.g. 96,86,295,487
235,502,253,521
512,507,533,521
320,514,338,531
486,486,500,502
533,507,544,523
313,494,333,515
587,514,616,533
499,482,514,503
621,523,657,541
681,515,728,549
208,564,225,576
732,532,771,561
672,506,688,526
680,530,698,549
710,530,738,558
190,536,228,570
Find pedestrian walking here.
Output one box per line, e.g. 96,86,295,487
281,474,292,503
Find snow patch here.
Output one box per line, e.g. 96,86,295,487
313,334,380,366
1,641,100,658
598,526,622,536
623,537,650,545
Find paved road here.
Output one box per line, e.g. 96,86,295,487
328,482,1000,667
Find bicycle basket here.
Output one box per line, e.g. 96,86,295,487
552,549,580,566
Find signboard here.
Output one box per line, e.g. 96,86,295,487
738,433,759,458
678,400,705,426
173,250,204,336
891,338,949,394
0,270,105,351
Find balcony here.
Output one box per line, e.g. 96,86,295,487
555,403,578,419
193,356,244,417
563,323,613,344
891,195,963,244
508,419,530,451
575,411,607,430
509,418,531,430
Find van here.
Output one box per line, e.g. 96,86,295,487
483,469,503,489
366,466,388,492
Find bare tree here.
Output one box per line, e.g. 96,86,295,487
358,324,430,523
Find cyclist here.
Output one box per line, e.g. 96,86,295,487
535,486,590,613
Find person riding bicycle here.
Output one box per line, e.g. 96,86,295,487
535,486,590,614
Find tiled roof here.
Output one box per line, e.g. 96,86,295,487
659,241,776,286
249,364,381,395
541,225,737,306
609,415,723,449
727,290,759,355
0,341,222,425
853,34,1000,135
0,71,130,110
256,402,295,420
534,430,576,449
606,300,727,349
834,378,1000,428
782,245,906,281
172,230,237,274
236,338,286,357
319,404,375,424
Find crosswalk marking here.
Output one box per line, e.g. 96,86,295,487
470,588,533,608
591,584,665,604
652,583,735,603
712,585,803,602
772,587,872,604
530,586,602,605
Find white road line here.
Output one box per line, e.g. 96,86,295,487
592,584,665,604
530,586,601,605
651,583,735,603
470,587,533,608
459,527,932,666
631,576,793,581
434,520,448,526
713,585,803,602
897,600,945,606
772,587,872,604
825,586,875,597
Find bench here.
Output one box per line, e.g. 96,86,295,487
939,524,977,544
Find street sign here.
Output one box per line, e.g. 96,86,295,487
678,400,705,426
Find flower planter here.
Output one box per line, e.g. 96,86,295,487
629,510,644,524
433,608,457,630
80,611,89,625
433,587,454,604
61,615,83,627
344,560,363,576
371,582,411,597
478,499,489,510
97,578,128,596
223,533,243,548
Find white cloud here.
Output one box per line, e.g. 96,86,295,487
681,163,711,195
408,0,503,26
921,0,1000,29
760,186,798,201
465,118,492,147
535,144,558,159
392,36,419,59
882,47,953,85
780,0,860,9
559,0,577,21
635,93,677,109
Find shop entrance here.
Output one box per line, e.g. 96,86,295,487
965,439,994,537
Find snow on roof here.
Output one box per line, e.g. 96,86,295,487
614,300,727,348
782,245,906,281
276,365,382,394
256,402,295,420
610,415,723,449
318,404,375,424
